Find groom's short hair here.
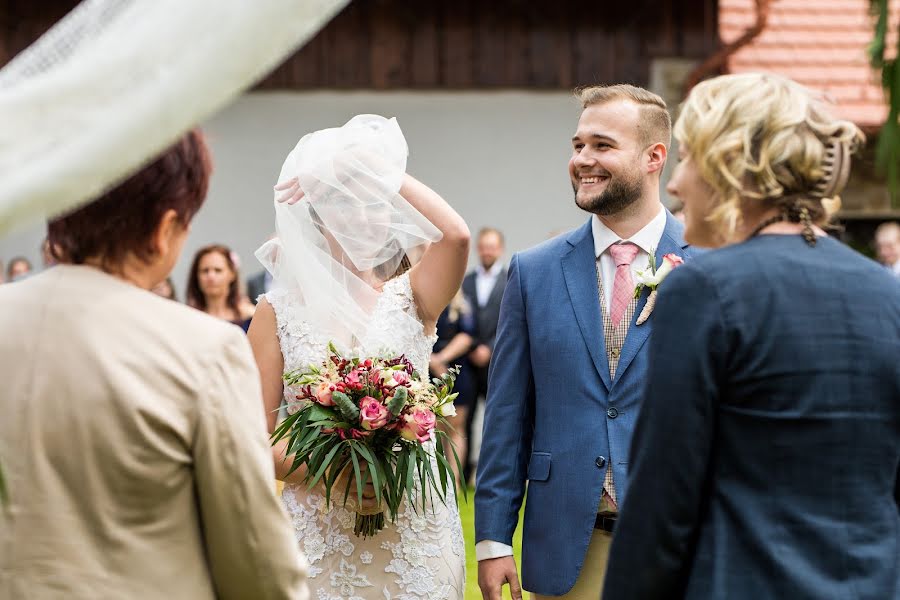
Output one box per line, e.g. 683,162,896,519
575,84,671,149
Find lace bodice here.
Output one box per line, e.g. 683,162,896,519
268,273,437,393
266,273,464,599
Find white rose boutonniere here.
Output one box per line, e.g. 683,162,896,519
633,251,684,325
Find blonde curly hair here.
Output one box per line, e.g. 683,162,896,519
674,73,864,242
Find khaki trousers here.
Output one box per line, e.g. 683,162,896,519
531,529,613,600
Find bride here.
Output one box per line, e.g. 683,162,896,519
248,115,469,599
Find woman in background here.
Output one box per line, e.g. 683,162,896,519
186,244,254,331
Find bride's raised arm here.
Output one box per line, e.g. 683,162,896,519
401,174,470,329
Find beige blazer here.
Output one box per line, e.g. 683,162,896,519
0,265,307,599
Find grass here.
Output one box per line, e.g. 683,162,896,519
458,487,526,600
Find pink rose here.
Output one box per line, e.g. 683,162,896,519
345,369,361,386
392,371,410,385
315,382,335,406
399,408,436,443
359,396,390,431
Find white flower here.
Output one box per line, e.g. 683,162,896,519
438,402,456,417
637,253,684,288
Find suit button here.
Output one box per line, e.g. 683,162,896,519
607,407,619,419
595,456,606,469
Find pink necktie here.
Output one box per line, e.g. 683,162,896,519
608,242,640,327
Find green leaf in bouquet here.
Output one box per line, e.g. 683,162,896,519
405,447,417,510
350,447,364,506
332,391,360,423
324,455,351,508
308,441,343,491
308,404,339,423
395,449,409,508
270,408,302,443
418,448,431,514
350,441,382,506
419,445,442,511
387,386,408,416
382,454,399,516
434,434,450,498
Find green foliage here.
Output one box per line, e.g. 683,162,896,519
869,0,900,205
332,391,360,422
387,385,408,415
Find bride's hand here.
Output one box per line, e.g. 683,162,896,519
274,177,305,204
329,463,379,513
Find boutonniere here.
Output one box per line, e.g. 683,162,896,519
633,251,684,325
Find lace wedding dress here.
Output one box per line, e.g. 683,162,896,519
267,273,466,600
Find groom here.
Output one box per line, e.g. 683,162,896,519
475,84,698,599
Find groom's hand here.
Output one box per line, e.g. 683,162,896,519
478,556,523,600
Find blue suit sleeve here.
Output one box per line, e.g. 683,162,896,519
602,264,726,599
474,254,535,545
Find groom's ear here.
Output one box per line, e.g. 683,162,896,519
645,142,667,175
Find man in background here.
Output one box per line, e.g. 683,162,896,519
875,221,900,277
461,227,507,483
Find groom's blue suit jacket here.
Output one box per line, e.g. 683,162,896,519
475,213,699,595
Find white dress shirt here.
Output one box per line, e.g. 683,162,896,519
475,207,667,562
592,208,667,314
475,262,505,307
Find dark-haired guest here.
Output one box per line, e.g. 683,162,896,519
186,244,255,331
0,130,308,599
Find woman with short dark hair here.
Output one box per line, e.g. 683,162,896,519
0,130,308,599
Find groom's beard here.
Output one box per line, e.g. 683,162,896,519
574,171,643,216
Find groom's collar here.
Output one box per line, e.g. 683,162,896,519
590,207,667,258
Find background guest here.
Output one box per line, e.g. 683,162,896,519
186,244,255,331
461,226,507,482
247,233,276,304
604,73,899,600
874,221,900,276
430,289,477,484
152,277,177,300
6,256,32,282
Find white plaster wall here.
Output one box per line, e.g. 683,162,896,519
1,91,674,293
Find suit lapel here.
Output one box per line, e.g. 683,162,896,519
562,220,611,390
613,212,689,386
486,267,507,308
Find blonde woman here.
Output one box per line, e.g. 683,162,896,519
604,73,900,599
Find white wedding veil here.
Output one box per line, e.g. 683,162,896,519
0,0,349,234
256,115,442,351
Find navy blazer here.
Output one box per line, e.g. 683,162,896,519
604,234,900,599
475,213,699,595
462,266,507,352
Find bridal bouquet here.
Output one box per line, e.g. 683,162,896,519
272,343,461,538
